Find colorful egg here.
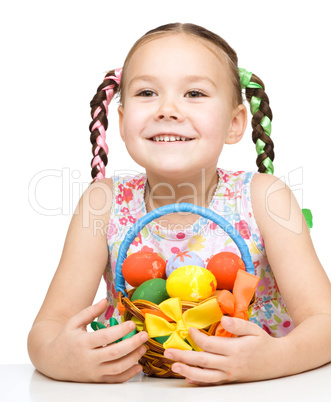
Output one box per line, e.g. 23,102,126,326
166,265,217,302
131,278,169,304
166,251,205,278
122,251,166,288
206,252,245,290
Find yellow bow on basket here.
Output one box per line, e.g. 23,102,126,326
145,297,223,351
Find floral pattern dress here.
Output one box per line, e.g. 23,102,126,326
99,168,294,337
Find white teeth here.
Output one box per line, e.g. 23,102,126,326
152,135,191,142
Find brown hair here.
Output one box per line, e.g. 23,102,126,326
89,23,274,181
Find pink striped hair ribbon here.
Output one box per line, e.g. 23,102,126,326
92,68,123,181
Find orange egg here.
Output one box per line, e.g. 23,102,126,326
122,251,166,288
206,252,245,290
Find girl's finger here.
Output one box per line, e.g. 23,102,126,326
100,363,143,383
88,321,138,348
69,299,108,329
221,316,263,337
100,344,147,375
94,331,149,362
171,362,229,384
186,327,233,355
164,349,227,370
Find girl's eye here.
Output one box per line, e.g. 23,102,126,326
185,90,206,98
137,90,156,97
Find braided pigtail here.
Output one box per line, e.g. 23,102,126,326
239,68,274,175
89,68,122,182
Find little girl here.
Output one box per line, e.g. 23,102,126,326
28,23,331,385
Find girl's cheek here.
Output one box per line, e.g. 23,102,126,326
122,113,140,131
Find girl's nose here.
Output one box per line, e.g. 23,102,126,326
158,112,178,120
155,97,183,121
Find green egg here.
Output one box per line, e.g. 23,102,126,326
131,278,169,304
154,335,190,346
154,335,170,344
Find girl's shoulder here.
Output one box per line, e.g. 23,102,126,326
84,177,114,210
250,172,303,238
77,177,114,231
250,172,290,206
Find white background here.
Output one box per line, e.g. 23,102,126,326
1,0,330,364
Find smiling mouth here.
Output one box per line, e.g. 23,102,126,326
149,135,193,142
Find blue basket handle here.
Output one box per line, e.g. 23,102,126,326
115,202,255,296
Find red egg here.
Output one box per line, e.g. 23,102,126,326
122,251,166,288
206,252,245,290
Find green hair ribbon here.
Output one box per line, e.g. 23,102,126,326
239,68,252,89
239,67,274,175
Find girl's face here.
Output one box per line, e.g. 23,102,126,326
118,33,246,180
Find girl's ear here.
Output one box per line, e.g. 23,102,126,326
118,105,125,142
225,104,247,144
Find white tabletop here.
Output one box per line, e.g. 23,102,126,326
1,363,330,402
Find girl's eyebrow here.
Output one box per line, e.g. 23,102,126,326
128,74,216,88
128,75,158,87
184,75,217,88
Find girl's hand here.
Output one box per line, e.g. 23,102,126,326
164,316,283,385
47,300,149,383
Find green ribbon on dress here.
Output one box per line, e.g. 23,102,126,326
91,317,136,343
302,209,313,232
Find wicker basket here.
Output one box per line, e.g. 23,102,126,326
115,202,255,378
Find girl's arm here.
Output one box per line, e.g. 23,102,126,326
28,179,148,383
164,173,331,385
250,173,331,372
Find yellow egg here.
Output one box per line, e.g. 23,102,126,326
166,265,217,301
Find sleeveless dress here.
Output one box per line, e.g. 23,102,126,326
99,168,294,337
